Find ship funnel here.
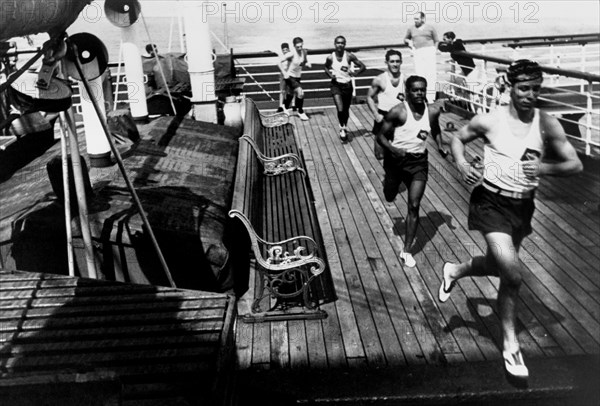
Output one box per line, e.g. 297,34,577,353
105,0,141,28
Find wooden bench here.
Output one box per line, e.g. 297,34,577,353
229,98,336,322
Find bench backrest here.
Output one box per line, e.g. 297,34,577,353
230,99,264,249
243,98,265,151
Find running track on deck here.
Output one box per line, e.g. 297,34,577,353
235,103,600,371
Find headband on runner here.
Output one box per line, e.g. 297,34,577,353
507,59,543,84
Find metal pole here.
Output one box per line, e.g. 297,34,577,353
67,39,177,288
58,115,75,277
61,109,98,279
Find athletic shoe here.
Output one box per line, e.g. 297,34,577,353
283,109,290,117
399,252,416,268
298,112,309,121
503,349,529,381
339,128,347,142
438,262,456,303
276,107,284,113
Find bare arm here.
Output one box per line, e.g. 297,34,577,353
428,104,447,156
303,49,312,69
431,26,439,47
451,114,488,185
323,55,334,79
375,105,407,159
279,52,293,77
367,75,383,120
348,52,366,76
404,28,413,49
531,112,583,177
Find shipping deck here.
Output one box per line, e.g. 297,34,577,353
233,103,600,404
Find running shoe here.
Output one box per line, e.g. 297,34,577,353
503,349,529,381
298,112,309,121
339,128,348,141
438,262,456,303
400,252,416,268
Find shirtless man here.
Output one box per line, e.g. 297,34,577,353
441,59,583,383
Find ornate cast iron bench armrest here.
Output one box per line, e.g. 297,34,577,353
229,209,326,313
239,135,306,176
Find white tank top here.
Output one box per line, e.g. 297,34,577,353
331,51,352,84
483,107,543,193
378,72,405,112
391,101,430,154
287,50,304,78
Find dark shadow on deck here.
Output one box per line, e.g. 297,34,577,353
0,270,235,405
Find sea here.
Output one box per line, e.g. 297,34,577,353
13,1,599,64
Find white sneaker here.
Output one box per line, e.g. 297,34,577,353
438,262,456,303
298,112,309,121
400,252,416,268
503,349,529,380
339,128,347,141
283,109,290,117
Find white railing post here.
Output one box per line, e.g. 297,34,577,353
580,43,586,93
585,80,593,156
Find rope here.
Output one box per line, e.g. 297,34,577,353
210,31,275,102
140,12,178,116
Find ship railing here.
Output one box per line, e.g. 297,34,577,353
439,50,600,156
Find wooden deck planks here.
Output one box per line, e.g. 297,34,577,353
236,103,600,371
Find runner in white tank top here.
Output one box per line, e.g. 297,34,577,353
482,106,544,194
367,49,406,158
375,75,444,269
324,35,366,141
444,59,583,383
280,37,311,120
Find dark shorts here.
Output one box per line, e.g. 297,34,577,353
383,151,428,201
285,77,302,91
330,80,353,99
468,184,535,244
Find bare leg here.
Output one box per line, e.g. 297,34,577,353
332,93,345,127
446,232,522,352
405,179,426,252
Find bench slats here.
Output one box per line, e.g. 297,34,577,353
229,99,336,321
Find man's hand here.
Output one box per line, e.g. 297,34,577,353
390,146,406,159
375,113,384,123
459,162,483,185
305,62,312,69
522,159,541,178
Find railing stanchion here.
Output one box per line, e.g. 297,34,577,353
580,43,586,93
586,80,593,156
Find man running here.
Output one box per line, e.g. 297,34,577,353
277,42,292,113
280,37,311,120
375,75,444,267
324,35,366,141
367,49,405,159
441,59,583,382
